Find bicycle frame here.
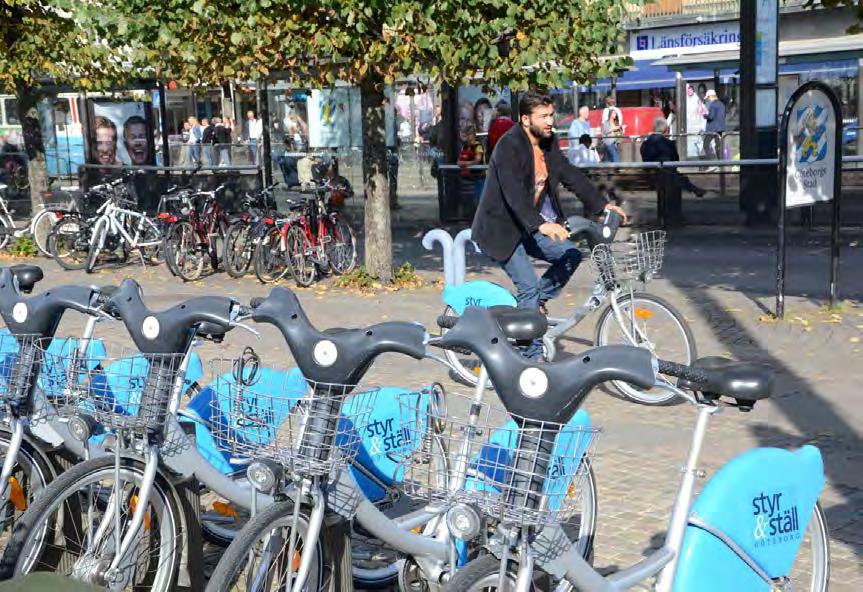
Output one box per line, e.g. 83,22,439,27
493,379,822,592
91,201,161,252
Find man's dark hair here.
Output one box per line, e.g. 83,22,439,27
475,97,492,110
123,115,146,139
579,133,592,148
494,101,511,118
518,92,553,118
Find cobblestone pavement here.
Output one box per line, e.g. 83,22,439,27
9,225,862,590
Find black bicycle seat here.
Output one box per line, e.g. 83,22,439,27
488,306,547,341
679,357,774,407
10,265,44,294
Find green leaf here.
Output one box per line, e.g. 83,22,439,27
230,31,243,45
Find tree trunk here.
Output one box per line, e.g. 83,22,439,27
15,82,49,215
360,73,393,283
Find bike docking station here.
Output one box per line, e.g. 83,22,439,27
776,81,844,320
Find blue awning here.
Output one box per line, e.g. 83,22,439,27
578,60,735,91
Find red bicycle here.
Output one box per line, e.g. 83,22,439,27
275,181,357,286
163,184,229,281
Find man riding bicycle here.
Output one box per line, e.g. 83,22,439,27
471,92,627,359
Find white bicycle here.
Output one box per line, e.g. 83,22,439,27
0,182,79,256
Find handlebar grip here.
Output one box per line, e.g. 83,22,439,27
436,315,458,329
658,360,709,385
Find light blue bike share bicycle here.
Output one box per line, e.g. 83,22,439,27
420,307,829,592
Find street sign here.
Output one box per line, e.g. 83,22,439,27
776,81,843,319
783,88,839,208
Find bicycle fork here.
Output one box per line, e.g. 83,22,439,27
0,416,25,526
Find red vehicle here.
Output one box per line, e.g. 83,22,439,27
163,184,229,281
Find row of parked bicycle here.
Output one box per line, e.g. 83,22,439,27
0,170,357,286
0,245,830,590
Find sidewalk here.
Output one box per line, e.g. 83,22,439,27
13,226,863,589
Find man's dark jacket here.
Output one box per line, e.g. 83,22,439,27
640,133,679,163
471,125,606,262
201,124,215,145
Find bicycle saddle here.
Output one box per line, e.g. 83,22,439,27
10,265,44,294
440,306,656,424
678,356,774,407
488,306,547,341
250,287,426,387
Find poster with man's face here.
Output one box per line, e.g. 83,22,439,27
89,101,154,166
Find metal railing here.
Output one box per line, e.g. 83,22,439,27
625,0,814,26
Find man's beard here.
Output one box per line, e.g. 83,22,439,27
529,123,552,139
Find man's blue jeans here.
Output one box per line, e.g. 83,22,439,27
500,231,582,358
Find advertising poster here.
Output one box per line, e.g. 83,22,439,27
785,89,836,208
88,100,155,166
308,87,362,148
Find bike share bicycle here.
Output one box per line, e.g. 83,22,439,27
412,307,829,592
203,287,596,592
428,211,695,405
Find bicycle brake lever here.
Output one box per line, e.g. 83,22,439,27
230,320,261,339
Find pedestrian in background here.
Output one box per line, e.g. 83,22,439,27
486,101,514,158
601,109,622,163
641,117,705,197
200,117,215,166
213,117,232,166
567,105,590,164
187,116,202,165
245,110,262,165
703,89,726,165
177,120,191,165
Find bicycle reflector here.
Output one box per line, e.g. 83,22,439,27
634,308,653,320
263,217,274,225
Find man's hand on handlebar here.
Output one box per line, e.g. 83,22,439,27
538,222,569,242
604,203,628,225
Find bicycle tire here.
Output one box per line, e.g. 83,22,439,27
138,217,164,265
594,292,696,406
204,499,332,592
0,216,12,250
31,209,57,257
443,554,548,592
0,430,56,557
164,220,204,281
223,222,253,278
285,224,317,287
325,218,357,275
253,226,291,284
0,454,182,591
50,215,90,271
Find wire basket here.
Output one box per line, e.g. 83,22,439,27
396,390,600,528
0,333,41,410
38,340,186,433
207,359,378,477
590,230,667,287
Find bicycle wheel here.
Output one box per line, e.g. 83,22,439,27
138,218,164,265
0,431,55,557
204,499,340,592
785,501,830,592
50,216,90,271
253,226,291,284
0,216,12,250
284,224,316,287
223,222,253,278
31,209,58,257
164,221,204,281
325,218,357,275
0,455,182,591
594,292,696,405
444,554,548,591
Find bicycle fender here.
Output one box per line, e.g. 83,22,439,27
441,281,517,315
673,446,824,592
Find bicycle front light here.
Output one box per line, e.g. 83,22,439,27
247,460,283,493
446,503,482,541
